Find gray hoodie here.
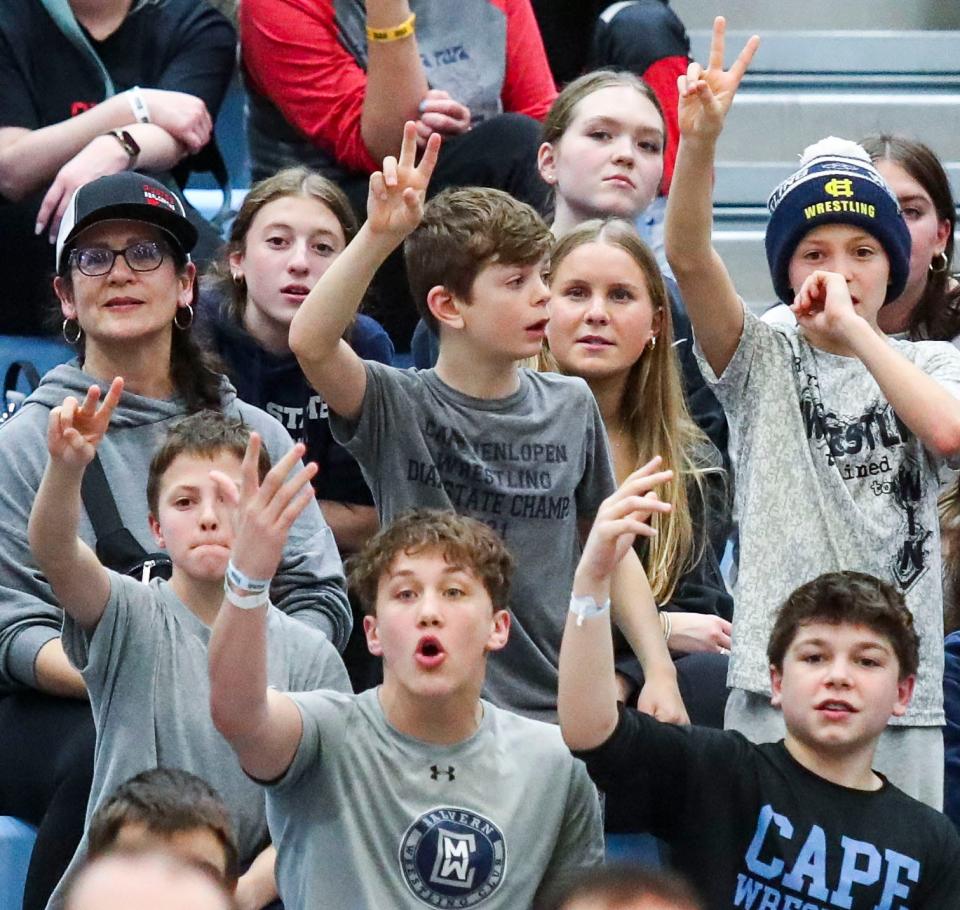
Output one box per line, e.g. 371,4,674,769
0,361,351,692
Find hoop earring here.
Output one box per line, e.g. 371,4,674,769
232,272,245,287
930,251,950,274
648,335,657,350
62,318,82,345
173,304,194,330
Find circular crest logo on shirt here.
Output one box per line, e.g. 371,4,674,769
399,805,506,907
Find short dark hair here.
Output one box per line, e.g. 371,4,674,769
403,187,552,334
146,411,271,516
767,571,920,679
87,768,240,886
347,509,514,615
541,864,704,910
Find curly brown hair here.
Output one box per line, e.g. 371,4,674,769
767,571,919,679
347,509,514,616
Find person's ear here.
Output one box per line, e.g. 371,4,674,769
363,614,383,657
485,610,511,653
936,217,952,251
54,275,77,320
650,304,664,345
148,513,165,549
177,261,197,309
769,664,783,709
426,285,465,331
891,673,916,718
537,141,558,185
228,249,245,283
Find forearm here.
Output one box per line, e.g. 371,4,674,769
361,0,430,162
665,134,743,374
235,845,278,910
609,549,675,678
124,123,190,172
290,222,398,367
851,322,960,457
0,95,136,199
33,638,87,700
209,600,272,742
318,501,379,555
558,572,619,750
28,460,85,583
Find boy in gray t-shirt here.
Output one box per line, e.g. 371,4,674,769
664,19,960,805
30,390,350,908
288,124,685,723
210,509,604,909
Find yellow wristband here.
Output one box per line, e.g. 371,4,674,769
366,12,416,42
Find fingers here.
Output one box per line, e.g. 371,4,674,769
382,156,399,188
239,432,263,502
707,16,726,72
417,132,442,181
78,384,103,418
729,34,761,87
369,171,388,202
209,469,241,508
397,120,419,171
36,180,64,241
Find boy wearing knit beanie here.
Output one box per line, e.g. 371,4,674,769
665,17,960,808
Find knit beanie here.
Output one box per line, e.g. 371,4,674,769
765,137,911,305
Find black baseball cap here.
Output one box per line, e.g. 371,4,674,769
55,172,198,272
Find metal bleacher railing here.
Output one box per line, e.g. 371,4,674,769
686,28,960,312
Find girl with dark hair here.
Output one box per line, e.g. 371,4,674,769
0,171,350,910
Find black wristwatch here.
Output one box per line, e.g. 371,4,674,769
104,128,140,166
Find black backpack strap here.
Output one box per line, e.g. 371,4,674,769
4,361,41,396
80,453,127,539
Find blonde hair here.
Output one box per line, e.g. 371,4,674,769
542,219,722,603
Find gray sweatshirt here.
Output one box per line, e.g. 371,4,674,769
0,361,351,692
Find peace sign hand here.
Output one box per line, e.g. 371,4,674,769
677,16,759,142
46,377,124,468
366,122,442,241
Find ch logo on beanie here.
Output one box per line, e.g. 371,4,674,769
824,178,854,198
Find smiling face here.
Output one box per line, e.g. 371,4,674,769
771,621,914,767
148,450,243,584
230,194,347,346
787,223,891,325
363,548,510,702
55,219,193,348
874,158,952,309
539,85,665,228
546,240,661,385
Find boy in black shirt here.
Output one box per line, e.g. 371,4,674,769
558,464,960,910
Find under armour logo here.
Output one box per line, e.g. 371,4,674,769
430,765,455,781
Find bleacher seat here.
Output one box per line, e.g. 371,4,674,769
0,816,37,909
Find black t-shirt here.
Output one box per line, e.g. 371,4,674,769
0,0,235,333
576,709,960,909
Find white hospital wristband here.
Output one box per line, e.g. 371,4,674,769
223,578,269,610
569,593,611,627
127,86,150,123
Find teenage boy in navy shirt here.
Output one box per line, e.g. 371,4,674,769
559,467,960,910
288,124,685,724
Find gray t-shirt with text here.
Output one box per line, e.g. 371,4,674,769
330,363,615,720
698,306,960,725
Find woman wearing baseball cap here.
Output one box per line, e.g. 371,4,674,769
0,172,351,910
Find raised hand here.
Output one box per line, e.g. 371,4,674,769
791,269,864,348
46,377,124,467
677,16,759,141
210,434,318,588
366,121,442,239
577,457,673,588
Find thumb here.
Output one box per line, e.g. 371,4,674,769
209,470,241,507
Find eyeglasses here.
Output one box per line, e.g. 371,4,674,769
70,241,166,277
